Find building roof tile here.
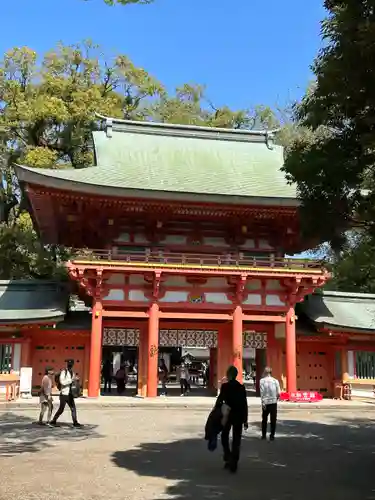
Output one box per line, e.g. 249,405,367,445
0,281,68,324
15,116,297,204
302,290,375,332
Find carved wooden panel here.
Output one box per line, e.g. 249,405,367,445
243,331,267,349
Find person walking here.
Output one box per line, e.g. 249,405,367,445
178,362,190,396
260,366,280,441
102,358,113,394
38,368,54,425
50,359,82,428
159,359,169,396
215,365,248,473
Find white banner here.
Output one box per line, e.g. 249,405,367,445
20,367,32,397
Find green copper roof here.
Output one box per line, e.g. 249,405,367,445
15,116,297,204
302,291,375,332
0,281,68,324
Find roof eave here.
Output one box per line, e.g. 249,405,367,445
15,164,299,208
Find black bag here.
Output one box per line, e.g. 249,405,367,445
71,379,81,399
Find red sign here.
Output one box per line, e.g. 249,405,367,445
280,391,323,403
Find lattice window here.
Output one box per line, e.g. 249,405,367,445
355,351,375,379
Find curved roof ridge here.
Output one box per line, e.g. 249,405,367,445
95,112,281,144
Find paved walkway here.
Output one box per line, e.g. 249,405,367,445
0,407,374,499
2,394,374,411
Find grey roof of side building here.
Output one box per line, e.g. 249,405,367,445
0,280,68,324
302,290,375,332
14,115,297,206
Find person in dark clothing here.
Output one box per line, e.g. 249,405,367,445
102,359,113,393
215,365,248,473
50,359,82,428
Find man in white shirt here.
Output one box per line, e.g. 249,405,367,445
50,359,82,427
259,366,280,441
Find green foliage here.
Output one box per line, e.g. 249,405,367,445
325,233,375,293
0,213,69,279
0,40,286,279
282,1,375,251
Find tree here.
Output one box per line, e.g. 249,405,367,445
0,40,283,279
282,1,375,251
324,232,375,293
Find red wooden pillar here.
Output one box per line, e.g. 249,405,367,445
232,306,243,383
20,338,31,367
137,328,148,397
88,299,103,398
286,307,297,393
147,303,159,397
217,329,228,391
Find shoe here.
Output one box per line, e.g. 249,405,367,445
180,394,184,397
73,422,83,428
229,463,238,473
270,435,275,441
261,435,266,440
49,421,57,426
37,421,45,426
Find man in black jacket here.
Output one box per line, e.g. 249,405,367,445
215,365,248,473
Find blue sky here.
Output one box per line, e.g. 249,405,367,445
0,0,325,110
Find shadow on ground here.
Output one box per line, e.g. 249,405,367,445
0,412,101,457
112,416,375,500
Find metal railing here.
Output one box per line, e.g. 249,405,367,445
71,249,325,271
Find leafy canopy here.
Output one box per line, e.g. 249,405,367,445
0,40,283,279
282,1,375,251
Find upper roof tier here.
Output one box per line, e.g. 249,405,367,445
15,114,297,206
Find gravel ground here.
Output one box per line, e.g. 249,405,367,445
0,408,374,500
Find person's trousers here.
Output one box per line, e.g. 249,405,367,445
39,399,53,423
221,420,243,465
180,378,189,395
262,403,277,437
52,394,78,424
104,378,112,393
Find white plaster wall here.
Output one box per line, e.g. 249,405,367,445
117,233,130,242
240,239,255,249
243,294,262,305
106,274,126,285
128,290,149,302
162,276,187,287
205,278,228,288
103,289,125,301
12,344,21,373
202,237,228,247
348,351,355,378
159,291,189,303
205,293,232,304
129,275,146,285
246,279,262,290
258,239,273,250
160,234,188,244
266,294,285,306
134,233,149,243
266,279,281,290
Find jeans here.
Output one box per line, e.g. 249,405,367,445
180,378,189,395
221,418,243,465
262,403,277,438
52,394,78,424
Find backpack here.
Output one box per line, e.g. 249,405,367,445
54,371,63,391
